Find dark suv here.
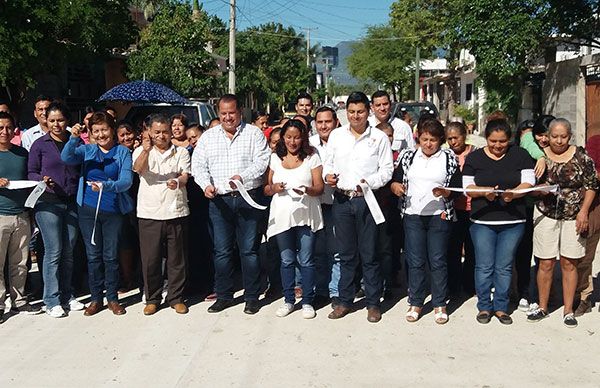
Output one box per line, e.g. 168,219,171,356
390,102,439,121
124,101,217,131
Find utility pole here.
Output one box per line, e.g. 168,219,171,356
324,57,330,104
304,27,317,67
228,0,236,94
414,46,420,101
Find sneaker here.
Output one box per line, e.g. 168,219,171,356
46,305,67,318
275,303,294,317
526,302,540,316
302,304,316,319
527,308,548,322
64,298,85,311
12,303,42,315
518,298,530,312
563,313,578,328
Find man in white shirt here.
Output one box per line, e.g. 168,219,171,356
192,94,270,315
133,114,191,316
295,92,316,134
368,90,415,152
309,106,341,306
323,92,394,323
21,95,52,151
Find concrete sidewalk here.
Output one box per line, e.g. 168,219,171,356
1,289,599,388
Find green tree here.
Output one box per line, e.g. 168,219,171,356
226,23,313,110
0,0,136,110
127,3,223,97
346,25,414,100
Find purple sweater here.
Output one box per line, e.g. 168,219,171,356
28,134,79,198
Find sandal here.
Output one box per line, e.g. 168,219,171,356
476,310,492,324
406,306,421,323
434,306,449,325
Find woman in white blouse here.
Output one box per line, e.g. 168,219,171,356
264,119,324,319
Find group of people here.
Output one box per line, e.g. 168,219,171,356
0,90,598,328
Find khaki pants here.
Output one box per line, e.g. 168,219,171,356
577,199,600,301
0,212,31,310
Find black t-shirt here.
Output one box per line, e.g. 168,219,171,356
463,145,535,223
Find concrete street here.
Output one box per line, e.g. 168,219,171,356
2,283,599,388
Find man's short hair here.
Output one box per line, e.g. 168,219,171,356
0,111,16,128
35,95,52,104
371,90,390,102
147,113,170,128
296,92,313,105
218,94,241,110
315,106,337,120
346,92,370,110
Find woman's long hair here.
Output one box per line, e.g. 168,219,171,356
275,119,314,161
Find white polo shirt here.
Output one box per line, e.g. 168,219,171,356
368,116,415,152
309,134,334,205
133,145,191,220
323,125,393,191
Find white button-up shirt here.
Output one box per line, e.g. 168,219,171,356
21,124,45,151
191,122,270,194
309,134,334,205
133,144,191,220
323,125,393,191
368,116,415,152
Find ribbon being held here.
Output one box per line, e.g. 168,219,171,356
24,181,47,208
438,184,559,195
357,181,385,225
229,179,267,210
87,181,103,246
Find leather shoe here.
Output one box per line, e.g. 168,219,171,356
171,303,188,314
243,300,260,315
328,305,351,319
207,299,234,313
367,307,382,323
84,301,103,316
107,301,126,316
143,303,158,316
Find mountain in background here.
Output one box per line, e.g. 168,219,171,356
330,41,359,86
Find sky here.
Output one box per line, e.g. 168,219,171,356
201,0,396,47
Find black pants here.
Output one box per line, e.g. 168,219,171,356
446,210,475,295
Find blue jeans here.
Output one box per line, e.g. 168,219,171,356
470,222,525,312
208,193,263,301
78,205,123,303
35,200,79,309
403,214,450,308
314,204,341,297
333,194,381,308
275,226,316,305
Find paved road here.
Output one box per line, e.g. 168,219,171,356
2,284,600,388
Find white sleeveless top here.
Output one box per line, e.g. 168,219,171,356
266,153,324,239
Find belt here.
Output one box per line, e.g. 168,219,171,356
335,188,364,198
217,187,260,198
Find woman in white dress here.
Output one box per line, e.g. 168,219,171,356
264,119,324,319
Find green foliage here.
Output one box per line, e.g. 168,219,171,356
389,0,448,52
225,23,314,109
127,3,221,97
453,104,477,124
0,0,136,93
346,25,414,93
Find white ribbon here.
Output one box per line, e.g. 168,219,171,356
440,184,559,195
87,182,103,246
157,179,181,212
6,180,40,190
357,182,385,225
229,179,267,210
24,181,47,208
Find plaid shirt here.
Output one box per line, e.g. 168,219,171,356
191,122,270,194
394,147,460,221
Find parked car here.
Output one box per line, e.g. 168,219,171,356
123,101,218,131
390,101,439,122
